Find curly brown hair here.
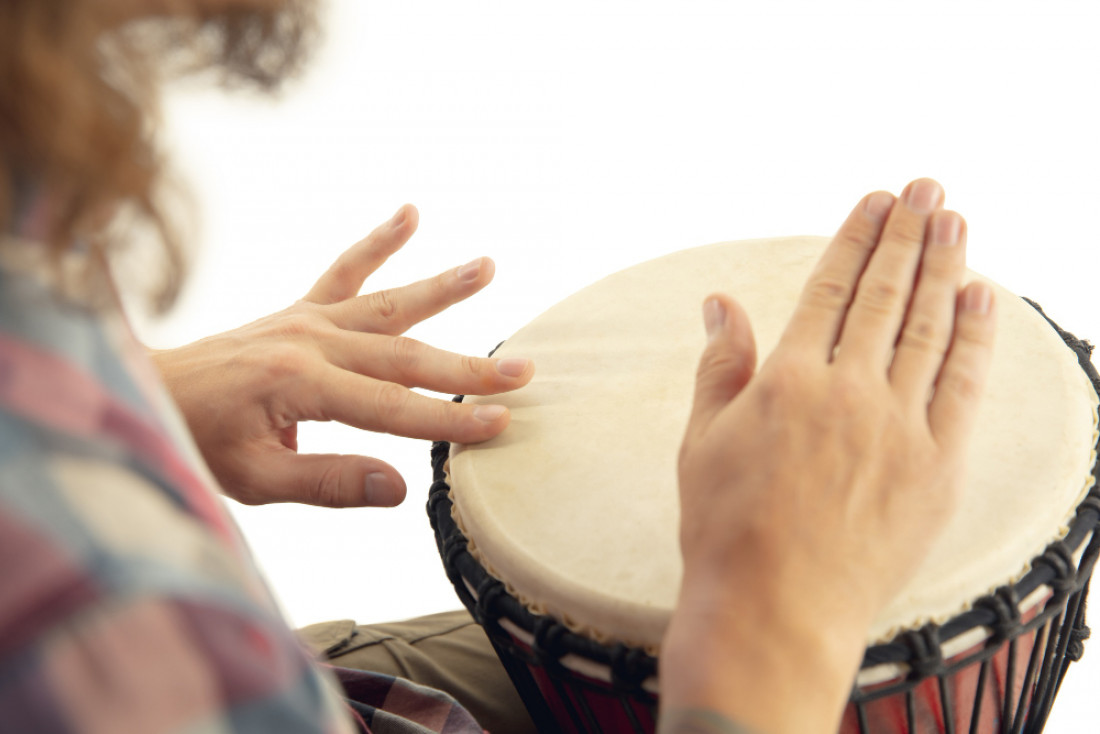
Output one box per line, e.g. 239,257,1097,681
0,0,319,313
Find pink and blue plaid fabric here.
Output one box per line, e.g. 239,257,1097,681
0,209,484,733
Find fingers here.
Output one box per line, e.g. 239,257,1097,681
316,369,513,444
780,189,895,357
326,332,534,396
834,178,945,367
328,256,496,335
304,204,420,305
300,204,497,336
928,281,996,450
237,451,409,508
684,294,757,441
888,210,968,399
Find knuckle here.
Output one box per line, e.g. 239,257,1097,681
857,277,903,314
897,315,947,357
460,354,484,378
938,369,982,403
833,229,872,256
954,313,996,347
390,336,422,373
305,463,345,508
918,253,960,284
695,354,729,386
891,221,927,251
273,312,319,340
373,381,411,423
367,289,400,322
804,276,854,311
435,269,456,296
697,349,752,389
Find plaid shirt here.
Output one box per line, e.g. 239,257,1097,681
0,232,484,733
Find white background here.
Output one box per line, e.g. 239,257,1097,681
140,1,1100,729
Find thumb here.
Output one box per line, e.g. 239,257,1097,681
685,294,757,437
237,452,408,508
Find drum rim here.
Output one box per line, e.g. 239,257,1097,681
428,298,1100,693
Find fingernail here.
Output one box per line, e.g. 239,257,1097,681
932,211,962,246
704,298,726,342
473,404,507,422
495,358,530,377
391,206,407,228
963,282,992,315
904,179,943,214
457,257,483,282
864,191,894,220
365,472,395,505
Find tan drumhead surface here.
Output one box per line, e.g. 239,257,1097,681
450,237,1098,650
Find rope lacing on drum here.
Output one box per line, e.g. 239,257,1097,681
442,531,469,570
903,624,943,680
973,585,1023,643
474,575,508,626
430,434,453,466
1067,606,1091,663
609,643,655,692
426,480,451,513
1032,540,1078,598
1080,492,1100,530
1065,531,1100,664
532,616,568,668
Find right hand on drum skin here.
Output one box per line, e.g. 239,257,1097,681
659,179,998,734
151,205,534,509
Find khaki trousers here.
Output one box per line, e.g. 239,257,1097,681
298,610,538,734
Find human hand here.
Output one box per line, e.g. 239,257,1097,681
152,205,533,509
660,180,997,733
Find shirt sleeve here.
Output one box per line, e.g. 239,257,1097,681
0,299,358,734
0,444,359,734
0,261,483,734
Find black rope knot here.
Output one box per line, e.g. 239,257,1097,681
474,575,508,625
1079,495,1100,528
974,585,1023,643
532,616,567,667
430,437,453,471
904,624,943,680
426,480,452,513
442,532,469,568
1033,541,1078,597
1067,622,1091,662
609,643,654,692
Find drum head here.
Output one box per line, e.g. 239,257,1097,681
449,237,1099,651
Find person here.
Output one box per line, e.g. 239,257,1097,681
0,1,997,733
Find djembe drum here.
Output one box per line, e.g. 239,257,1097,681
428,237,1100,733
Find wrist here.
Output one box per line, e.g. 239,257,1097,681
660,580,868,734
